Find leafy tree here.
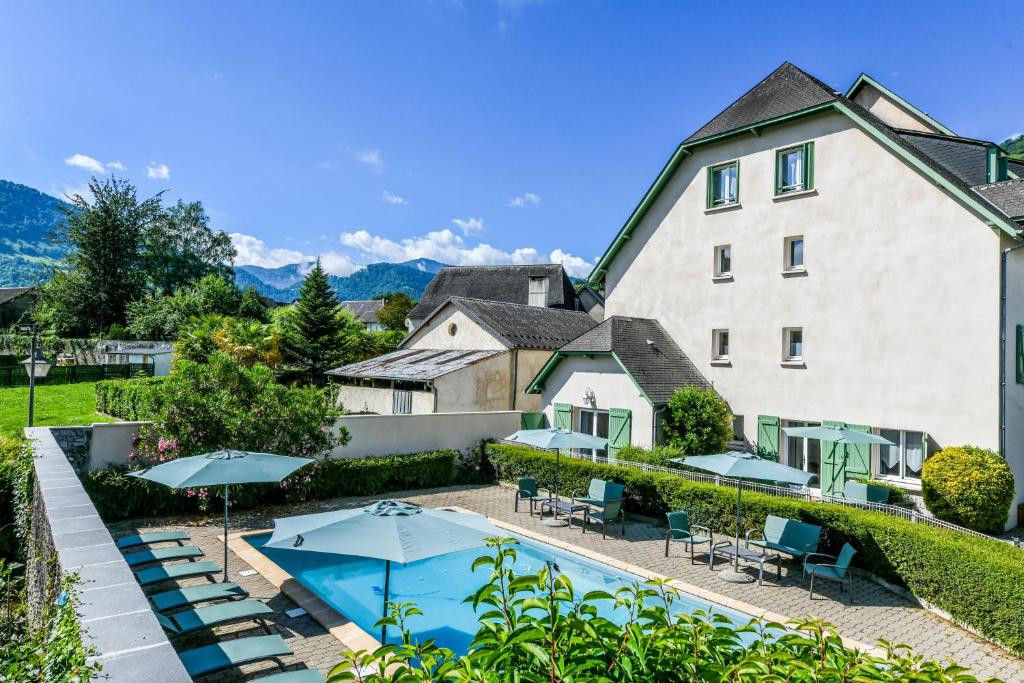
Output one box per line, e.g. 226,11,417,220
376,292,415,331
125,275,240,340
212,318,282,367
237,286,268,322
281,260,353,384
141,199,236,294
175,313,225,364
661,386,733,455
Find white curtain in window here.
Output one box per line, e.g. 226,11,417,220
785,151,803,187
905,431,924,473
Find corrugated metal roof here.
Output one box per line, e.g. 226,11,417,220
326,348,505,381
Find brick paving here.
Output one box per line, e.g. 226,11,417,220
108,484,1024,682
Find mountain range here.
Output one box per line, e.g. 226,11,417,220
0,178,445,301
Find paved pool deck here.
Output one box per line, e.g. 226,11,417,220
108,484,1024,682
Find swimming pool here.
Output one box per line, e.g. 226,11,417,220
246,531,752,654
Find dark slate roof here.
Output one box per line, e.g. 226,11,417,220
897,131,990,187
1009,159,1024,178
408,264,576,321
974,179,1024,219
560,316,711,404
0,287,33,306
340,299,385,324
409,297,598,351
327,348,505,381
684,62,837,143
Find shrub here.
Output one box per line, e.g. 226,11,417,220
922,446,1014,533
616,444,686,467
0,435,31,561
485,443,1024,655
94,376,167,420
852,477,908,505
83,449,459,521
661,386,733,455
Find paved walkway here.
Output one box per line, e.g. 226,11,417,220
109,485,1024,682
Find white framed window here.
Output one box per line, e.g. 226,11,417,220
874,429,927,481
578,408,609,459
707,161,739,208
392,390,412,414
783,327,803,361
528,276,549,307
712,329,730,361
784,236,804,271
713,244,732,277
782,419,821,481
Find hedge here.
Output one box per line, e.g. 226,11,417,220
486,443,1024,656
94,376,167,420
84,449,460,521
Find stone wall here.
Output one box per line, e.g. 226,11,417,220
49,426,92,474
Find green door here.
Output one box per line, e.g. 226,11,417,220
608,408,632,461
554,403,572,455
820,420,845,496
757,415,780,458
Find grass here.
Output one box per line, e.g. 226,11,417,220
0,382,115,436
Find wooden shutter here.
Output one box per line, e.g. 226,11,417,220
554,403,572,430
844,423,871,477
820,420,845,496
608,408,632,460
757,415,780,457
804,141,815,190
520,412,547,430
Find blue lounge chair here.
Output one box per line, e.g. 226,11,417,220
665,511,713,564
149,582,248,612
745,515,821,561
116,531,190,550
177,634,292,680
803,543,857,603
157,599,274,638
135,560,220,587
123,545,204,568
513,477,549,515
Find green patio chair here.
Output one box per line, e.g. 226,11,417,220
123,545,204,568
513,477,549,515
843,480,890,504
135,560,220,587
156,599,274,638
577,498,625,538
665,511,713,564
746,515,821,561
115,531,190,550
803,543,857,603
571,479,625,509
149,582,248,612
177,634,292,680
252,669,326,683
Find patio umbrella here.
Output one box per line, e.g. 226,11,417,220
669,452,813,583
130,450,313,582
503,428,609,526
265,500,499,643
781,426,895,495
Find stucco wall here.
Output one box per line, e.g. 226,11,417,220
513,349,552,412
602,110,1008,514
404,307,507,350
1002,235,1024,527
89,421,151,470
336,383,434,414
330,411,521,458
538,355,655,448
434,352,514,412
851,83,939,134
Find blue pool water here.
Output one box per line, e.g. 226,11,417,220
246,532,752,654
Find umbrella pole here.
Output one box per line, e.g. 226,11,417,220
381,560,391,644
223,484,229,583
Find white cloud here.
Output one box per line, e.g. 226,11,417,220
507,191,540,208
146,162,171,180
106,160,125,171
356,149,384,173
318,251,362,277
451,217,484,235
549,248,593,278
382,191,407,205
64,154,105,174
230,233,310,269
341,228,551,269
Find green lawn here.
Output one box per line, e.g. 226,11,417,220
0,382,115,437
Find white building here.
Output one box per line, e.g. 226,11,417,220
530,63,1024,527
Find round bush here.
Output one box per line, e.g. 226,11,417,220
661,386,733,456
922,445,1014,533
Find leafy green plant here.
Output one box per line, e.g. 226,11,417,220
661,386,733,456
922,446,1014,534
94,376,166,420
616,444,686,468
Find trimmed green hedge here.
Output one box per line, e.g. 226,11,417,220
486,443,1024,656
94,377,167,420
84,449,460,521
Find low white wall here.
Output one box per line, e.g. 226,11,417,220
88,421,151,470
330,411,522,458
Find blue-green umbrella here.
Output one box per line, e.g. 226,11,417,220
782,427,895,496
669,452,812,583
130,450,313,581
503,428,609,527
266,500,499,643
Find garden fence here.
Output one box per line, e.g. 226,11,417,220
0,363,154,388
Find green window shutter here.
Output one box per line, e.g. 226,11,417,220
774,151,782,195
608,408,632,459
820,420,846,496
554,403,572,430
705,166,714,209
521,412,547,430
756,415,779,457
734,159,741,204
1016,325,1023,384
844,423,871,477
804,141,815,190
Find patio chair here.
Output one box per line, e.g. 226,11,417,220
149,582,248,612
803,543,857,603
156,599,274,638
745,515,821,561
177,634,292,680
514,477,549,515
115,531,190,550
843,480,890,503
571,479,625,509
577,498,625,538
135,560,220,587
252,669,326,683
123,545,204,568
664,511,713,564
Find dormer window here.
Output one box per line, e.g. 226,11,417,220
775,143,814,195
528,276,549,307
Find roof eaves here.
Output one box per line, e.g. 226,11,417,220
845,73,955,136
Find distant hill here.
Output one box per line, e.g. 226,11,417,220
0,180,69,286
237,259,443,303
1005,135,1024,160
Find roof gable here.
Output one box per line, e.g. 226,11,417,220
846,73,954,136
340,299,385,324
408,264,576,321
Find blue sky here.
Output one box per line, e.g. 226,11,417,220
2,1,1022,277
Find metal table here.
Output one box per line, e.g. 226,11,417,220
710,542,781,586
538,499,589,527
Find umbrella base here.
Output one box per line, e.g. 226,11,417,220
719,568,755,584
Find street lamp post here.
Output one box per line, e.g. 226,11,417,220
17,326,53,428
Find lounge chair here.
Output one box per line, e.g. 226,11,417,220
115,531,190,550
745,515,821,561
149,582,249,612
577,498,625,538
664,511,713,564
252,670,325,683
177,634,292,680
157,599,274,638
843,480,890,503
135,560,220,587
123,545,204,567
803,543,857,602
571,479,625,509
513,477,549,515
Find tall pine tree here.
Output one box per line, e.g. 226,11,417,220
282,260,349,384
